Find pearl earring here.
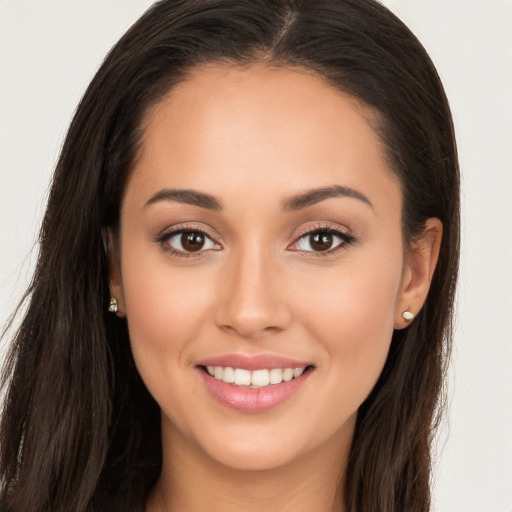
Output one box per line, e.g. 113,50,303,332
108,296,118,313
402,310,414,321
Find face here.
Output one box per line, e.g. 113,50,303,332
112,64,417,472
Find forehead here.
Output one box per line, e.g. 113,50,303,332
127,63,401,217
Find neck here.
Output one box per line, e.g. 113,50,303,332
146,417,354,512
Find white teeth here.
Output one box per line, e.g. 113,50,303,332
234,368,251,386
222,367,235,383
282,368,294,381
269,368,283,384
293,367,304,378
251,369,270,387
206,365,308,387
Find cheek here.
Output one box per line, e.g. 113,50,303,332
119,240,216,384
120,256,221,436
292,247,403,422
297,247,402,343
124,270,211,351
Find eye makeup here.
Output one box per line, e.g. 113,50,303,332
154,223,222,259
154,220,357,260
288,223,357,256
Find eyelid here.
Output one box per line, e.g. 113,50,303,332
291,222,355,241
288,222,357,254
155,222,221,244
154,221,355,258
155,223,222,257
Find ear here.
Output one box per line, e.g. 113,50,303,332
394,218,442,329
104,228,126,317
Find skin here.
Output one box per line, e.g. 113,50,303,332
109,64,442,512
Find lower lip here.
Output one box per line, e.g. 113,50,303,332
198,367,313,413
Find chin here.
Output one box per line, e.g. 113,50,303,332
175,419,299,471
205,442,301,472
194,421,333,473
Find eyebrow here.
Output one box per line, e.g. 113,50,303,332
282,185,373,211
144,189,222,211
144,184,373,212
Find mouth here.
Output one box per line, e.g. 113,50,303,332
196,359,315,413
200,364,314,388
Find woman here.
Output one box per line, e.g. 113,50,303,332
0,0,459,511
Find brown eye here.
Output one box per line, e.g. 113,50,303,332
309,233,333,251
181,232,205,252
290,228,354,254
161,229,219,254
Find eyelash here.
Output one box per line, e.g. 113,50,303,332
155,224,220,259
290,225,357,257
155,223,356,259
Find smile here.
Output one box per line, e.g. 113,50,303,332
205,366,306,388
197,356,314,413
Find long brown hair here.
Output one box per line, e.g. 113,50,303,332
0,1,459,511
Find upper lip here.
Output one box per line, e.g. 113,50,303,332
196,354,313,371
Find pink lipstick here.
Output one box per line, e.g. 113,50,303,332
196,354,314,413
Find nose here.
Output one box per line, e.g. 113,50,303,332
214,244,292,339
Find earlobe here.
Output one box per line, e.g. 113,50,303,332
104,228,126,317
395,218,442,329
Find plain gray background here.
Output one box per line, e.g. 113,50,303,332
1,1,511,511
